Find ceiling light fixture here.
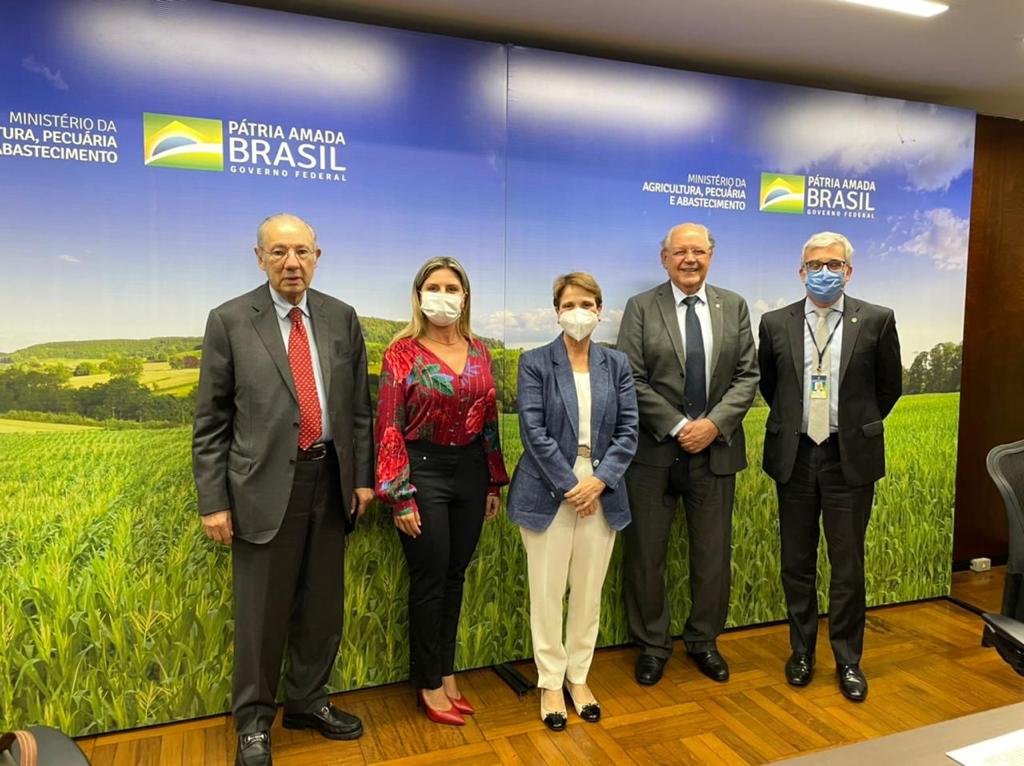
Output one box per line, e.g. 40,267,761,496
838,0,949,17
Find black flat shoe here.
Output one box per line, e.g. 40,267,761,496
634,654,667,686
837,664,868,702
283,703,363,740
235,731,271,766
564,685,601,723
785,653,815,686
542,711,568,731
688,649,730,682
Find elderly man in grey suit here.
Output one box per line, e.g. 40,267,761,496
617,222,758,687
193,214,375,766
758,231,901,703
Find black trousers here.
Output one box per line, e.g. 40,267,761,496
623,451,735,657
231,450,347,733
400,439,489,690
777,436,874,665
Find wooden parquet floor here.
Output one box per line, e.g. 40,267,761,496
77,573,1024,765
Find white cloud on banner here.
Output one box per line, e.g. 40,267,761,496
480,308,624,346
58,254,81,264
67,3,400,98
754,297,789,314
510,55,723,134
759,97,974,191
22,55,68,91
898,208,969,271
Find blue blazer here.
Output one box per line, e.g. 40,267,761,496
507,336,639,532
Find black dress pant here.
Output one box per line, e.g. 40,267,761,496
400,439,489,690
231,449,347,733
623,450,735,657
778,435,874,665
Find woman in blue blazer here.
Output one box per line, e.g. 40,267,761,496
507,272,639,731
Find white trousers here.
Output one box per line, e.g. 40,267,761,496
520,456,617,690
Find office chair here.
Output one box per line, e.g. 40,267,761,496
981,438,1024,676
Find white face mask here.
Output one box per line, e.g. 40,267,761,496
420,291,463,327
558,307,600,341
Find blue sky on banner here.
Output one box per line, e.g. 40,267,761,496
501,48,974,363
0,0,507,352
0,2,973,364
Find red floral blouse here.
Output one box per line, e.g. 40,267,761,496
375,337,509,517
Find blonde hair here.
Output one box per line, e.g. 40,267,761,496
552,272,603,308
392,256,474,343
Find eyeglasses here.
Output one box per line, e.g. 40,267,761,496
803,259,847,272
668,248,710,259
260,246,316,262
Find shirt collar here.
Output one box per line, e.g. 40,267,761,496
804,293,845,316
671,281,709,307
270,286,309,320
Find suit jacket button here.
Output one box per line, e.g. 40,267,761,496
289,458,296,464
593,459,600,467
549,491,556,498
292,422,299,428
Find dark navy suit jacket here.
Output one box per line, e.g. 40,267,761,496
507,335,639,532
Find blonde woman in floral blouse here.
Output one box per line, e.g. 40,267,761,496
375,256,509,726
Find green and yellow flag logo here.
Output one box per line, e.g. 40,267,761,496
143,113,223,171
759,173,806,214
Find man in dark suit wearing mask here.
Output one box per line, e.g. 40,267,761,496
193,214,375,765
757,231,902,702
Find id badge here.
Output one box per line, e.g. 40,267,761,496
810,373,829,399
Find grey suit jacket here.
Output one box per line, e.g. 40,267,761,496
192,283,374,543
616,281,759,473
757,295,902,487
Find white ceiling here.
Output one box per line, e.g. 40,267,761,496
228,0,1024,120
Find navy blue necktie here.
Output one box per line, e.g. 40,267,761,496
682,296,707,420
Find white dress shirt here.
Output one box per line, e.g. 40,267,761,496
670,281,714,436
270,287,332,443
801,294,844,435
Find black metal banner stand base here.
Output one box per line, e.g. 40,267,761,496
492,662,534,697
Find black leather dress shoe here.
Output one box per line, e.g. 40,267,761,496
785,653,815,686
235,731,271,766
283,703,363,740
634,654,667,686
837,664,868,702
689,650,729,682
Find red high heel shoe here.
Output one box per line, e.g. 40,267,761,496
417,689,465,726
447,693,475,715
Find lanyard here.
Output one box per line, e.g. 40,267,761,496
805,311,841,373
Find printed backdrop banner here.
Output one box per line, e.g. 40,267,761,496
0,0,973,736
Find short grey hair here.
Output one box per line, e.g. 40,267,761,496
661,223,716,252
801,231,853,265
256,213,318,248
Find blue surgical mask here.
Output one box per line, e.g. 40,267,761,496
804,268,845,304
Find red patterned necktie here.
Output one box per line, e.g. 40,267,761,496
287,307,323,450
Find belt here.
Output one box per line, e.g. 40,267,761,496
297,442,331,461
577,446,592,458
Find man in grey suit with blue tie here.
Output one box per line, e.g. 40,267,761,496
758,231,901,702
616,223,759,686
192,214,375,765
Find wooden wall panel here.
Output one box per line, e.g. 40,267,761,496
954,114,1024,564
